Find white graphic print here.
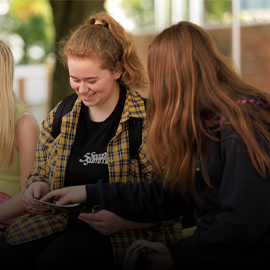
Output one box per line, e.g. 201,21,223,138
79,152,108,165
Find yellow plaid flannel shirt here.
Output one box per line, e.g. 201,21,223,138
5,89,182,265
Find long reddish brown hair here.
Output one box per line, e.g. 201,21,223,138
146,21,270,201
58,11,148,90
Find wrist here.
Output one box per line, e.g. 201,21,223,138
85,184,99,206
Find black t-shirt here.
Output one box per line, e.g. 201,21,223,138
64,88,126,187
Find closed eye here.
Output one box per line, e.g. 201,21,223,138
70,76,80,83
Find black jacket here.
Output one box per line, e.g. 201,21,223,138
86,125,270,268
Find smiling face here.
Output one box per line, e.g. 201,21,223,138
68,56,122,115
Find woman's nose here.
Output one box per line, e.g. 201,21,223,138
79,82,88,93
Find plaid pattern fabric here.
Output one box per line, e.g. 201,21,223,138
5,89,182,265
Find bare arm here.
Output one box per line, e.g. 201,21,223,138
0,190,25,223
0,113,40,222
16,114,40,189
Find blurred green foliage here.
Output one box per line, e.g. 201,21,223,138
119,0,233,30
0,0,54,64
205,0,232,16
120,0,155,30
0,0,234,65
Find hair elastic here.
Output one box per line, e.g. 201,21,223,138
94,20,103,26
94,20,109,28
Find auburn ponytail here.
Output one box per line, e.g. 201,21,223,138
58,11,148,90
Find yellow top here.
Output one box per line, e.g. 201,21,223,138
0,105,30,197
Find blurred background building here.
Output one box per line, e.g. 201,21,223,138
0,0,270,123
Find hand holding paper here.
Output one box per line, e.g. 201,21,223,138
41,185,87,206
22,182,52,213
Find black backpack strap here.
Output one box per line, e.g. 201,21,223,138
129,98,147,160
52,94,147,160
51,93,78,138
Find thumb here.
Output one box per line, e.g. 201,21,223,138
33,185,43,199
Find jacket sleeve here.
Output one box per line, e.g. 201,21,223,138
169,126,270,268
85,178,196,223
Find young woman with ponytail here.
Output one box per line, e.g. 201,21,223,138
0,12,183,269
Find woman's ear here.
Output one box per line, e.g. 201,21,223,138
113,62,122,80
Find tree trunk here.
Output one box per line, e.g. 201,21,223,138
49,0,105,109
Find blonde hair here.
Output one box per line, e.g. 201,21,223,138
58,11,148,90
0,40,17,167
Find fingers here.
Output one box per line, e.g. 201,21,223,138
26,203,51,214
78,213,96,223
78,210,111,227
41,188,72,205
22,184,52,213
47,190,71,206
41,190,64,203
23,182,45,202
41,186,86,205
78,213,100,228
22,195,52,213
78,213,108,235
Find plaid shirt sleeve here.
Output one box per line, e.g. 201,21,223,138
23,104,59,190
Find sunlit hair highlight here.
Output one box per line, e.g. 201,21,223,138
0,40,17,167
146,21,270,201
58,11,148,90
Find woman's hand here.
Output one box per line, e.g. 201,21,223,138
79,210,158,235
41,185,87,205
22,182,52,213
79,210,126,235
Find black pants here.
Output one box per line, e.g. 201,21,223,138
0,216,114,270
